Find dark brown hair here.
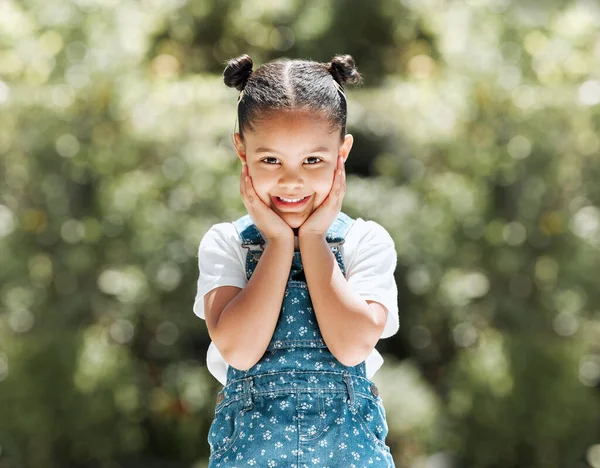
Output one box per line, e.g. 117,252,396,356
223,54,362,141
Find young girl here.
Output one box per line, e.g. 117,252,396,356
194,53,399,467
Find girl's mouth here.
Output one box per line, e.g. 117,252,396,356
271,195,311,210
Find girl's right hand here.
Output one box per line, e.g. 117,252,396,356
240,164,294,243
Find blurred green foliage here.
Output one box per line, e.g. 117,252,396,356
1,0,600,467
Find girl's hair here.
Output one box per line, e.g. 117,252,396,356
223,54,362,141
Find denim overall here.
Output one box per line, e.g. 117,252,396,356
207,212,395,467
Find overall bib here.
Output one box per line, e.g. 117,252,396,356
208,212,395,468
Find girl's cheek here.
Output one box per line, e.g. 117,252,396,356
251,179,271,205
252,177,268,193
315,178,333,193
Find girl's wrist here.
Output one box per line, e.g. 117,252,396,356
264,233,295,247
297,227,326,240
297,231,327,251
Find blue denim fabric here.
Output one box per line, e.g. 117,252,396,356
207,212,395,467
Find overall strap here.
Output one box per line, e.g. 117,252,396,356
326,212,354,276
326,211,354,252
232,214,265,250
232,214,264,281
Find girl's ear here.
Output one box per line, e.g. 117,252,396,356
233,132,247,164
339,133,353,163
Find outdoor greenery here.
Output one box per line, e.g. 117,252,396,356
1,0,600,467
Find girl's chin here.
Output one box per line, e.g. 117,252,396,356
277,212,310,229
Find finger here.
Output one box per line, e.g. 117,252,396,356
240,165,256,202
334,156,344,196
246,182,254,203
331,157,340,188
240,167,246,197
245,175,256,204
241,166,257,208
240,165,249,199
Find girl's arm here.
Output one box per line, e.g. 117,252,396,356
203,237,294,370
298,234,388,367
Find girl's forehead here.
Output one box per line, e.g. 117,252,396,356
245,111,339,148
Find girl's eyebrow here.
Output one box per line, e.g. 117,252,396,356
253,146,330,155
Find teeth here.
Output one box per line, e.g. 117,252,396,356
279,196,305,203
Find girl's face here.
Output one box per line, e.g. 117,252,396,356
233,110,353,230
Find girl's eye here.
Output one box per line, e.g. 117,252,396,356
261,157,322,165
305,156,322,165
262,157,280,164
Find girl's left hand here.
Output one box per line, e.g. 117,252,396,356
298,155,345,238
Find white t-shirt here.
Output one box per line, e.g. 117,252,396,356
193,217,399,386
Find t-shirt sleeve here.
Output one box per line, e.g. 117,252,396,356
346,221,399,339
193,223,247,320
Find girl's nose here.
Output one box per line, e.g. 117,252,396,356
278,169,303,189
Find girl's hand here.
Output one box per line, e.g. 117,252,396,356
298,155,345,239
240,164,294,243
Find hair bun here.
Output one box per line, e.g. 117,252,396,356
223,54,253,91
327,54,362,86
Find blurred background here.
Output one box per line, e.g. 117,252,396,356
1,0,600,466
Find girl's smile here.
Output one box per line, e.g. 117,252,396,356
270,194,312,210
